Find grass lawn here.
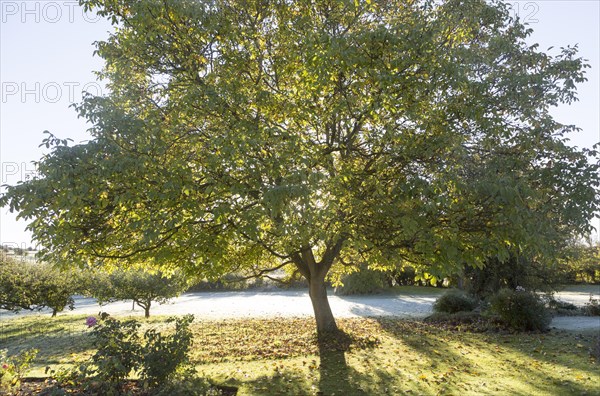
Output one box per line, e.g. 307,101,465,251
1,314,598,395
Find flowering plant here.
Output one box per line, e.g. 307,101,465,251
86,316,98,328
0,348,38,390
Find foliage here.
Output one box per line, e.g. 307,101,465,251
91,316,142,389
334,265,388,295
433,289,478,313
0,256,80,316
54,314,198,395
559,242,600,284
547,298,580,316
583,296,600,316
2,0,598,335
139,315,195,387
464,254,560,299
386,266,419,286
487,288,551,332
0,348,38,390
187,273,279,292
89,269,189,318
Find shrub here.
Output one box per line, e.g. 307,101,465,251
52,314,199,394
91,317,142,391
139,315,195,388
487,288,551,332
433,289,478,313
0,348,38,390
548,299,578,311
548,298,581,316
583,296,600,316
335,267,388,295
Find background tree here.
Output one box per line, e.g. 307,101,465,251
559,241,600,284
1,0,598,335
462,254,561,298
89,269,189,318
0,257,80,316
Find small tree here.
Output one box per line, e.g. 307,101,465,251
0,257,80,316
91,269,188,318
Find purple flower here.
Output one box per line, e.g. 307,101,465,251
86,316,98,328
2,364,8,370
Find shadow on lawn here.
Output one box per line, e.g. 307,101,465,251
0,320,95,365
376,318,598,396
245,329,428,396
207,318,597,395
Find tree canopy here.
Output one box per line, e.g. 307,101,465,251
90,269,189,318
0,256,80,316
2,0,598,334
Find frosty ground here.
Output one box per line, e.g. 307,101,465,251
2,287,598,330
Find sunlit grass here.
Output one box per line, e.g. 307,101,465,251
1,314,597,395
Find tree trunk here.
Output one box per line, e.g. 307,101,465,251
144,302,151,318
308,275,338,335
52,309,57,317
292,241,345,337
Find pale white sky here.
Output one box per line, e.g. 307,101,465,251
0,1,599,248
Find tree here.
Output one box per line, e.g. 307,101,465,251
0,257,80,316
560,241,600,284
463,254,561,298
90,269,189,318
1,0,598,336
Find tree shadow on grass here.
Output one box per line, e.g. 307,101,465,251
375,318,598,396
316,331,355,395
0,321,95,366
244,329,428,396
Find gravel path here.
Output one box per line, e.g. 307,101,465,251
1,288,598,331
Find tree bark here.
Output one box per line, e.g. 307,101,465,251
292,240,346,337
144,303,151,318
308,274,338,335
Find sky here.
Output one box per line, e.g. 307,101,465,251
0,0,599,249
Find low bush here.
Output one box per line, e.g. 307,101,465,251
548,298,581,316
583,296,600,316
0,348,38,390
140,315,195,387
335,267,388,295
433,289,478,313
92,317,142,389
548,299,578,311
487,288,551,332
51,314,203,395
